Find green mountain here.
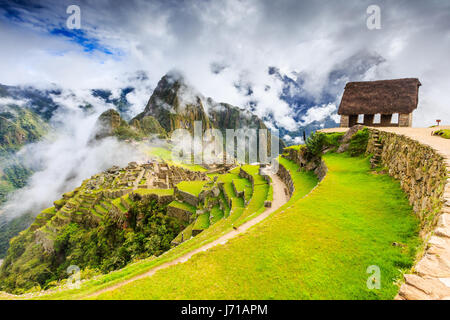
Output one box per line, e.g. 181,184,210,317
0,104,49,154
133,72,273,137
0,104,49,258
0,104,49,204
95,72,285,152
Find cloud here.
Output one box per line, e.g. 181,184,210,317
301,103,339,125
0,91,148,220
0,0,449,129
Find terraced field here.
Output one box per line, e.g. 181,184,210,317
1,151,420,300
93,153,420,300
25,164,275,299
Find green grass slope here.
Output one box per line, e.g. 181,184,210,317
96,153,420,300
34,164,280,299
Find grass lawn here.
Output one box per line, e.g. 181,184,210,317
193,212,210,230
209,206,224,224
176,181,208,197
96,153,420,300
232,178,247,193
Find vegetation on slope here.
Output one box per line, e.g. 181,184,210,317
29,164,275,299
433,129,450,139
0,199,184,294
96,154,419,300
0,105,49,256
348,128,370,156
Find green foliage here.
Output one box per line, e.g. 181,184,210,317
0,199,183,293
2,164,32,189
323,132,345,147
433,129,450,139
0,182,14,205
0,104,48,151
348,128,370,157
304,132,345,158
113,125,144,141
305,132,326,157
0,213,34,258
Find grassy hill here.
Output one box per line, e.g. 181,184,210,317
0,160,276,296
93,153,419,300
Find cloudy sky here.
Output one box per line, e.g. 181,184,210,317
0,0,449,127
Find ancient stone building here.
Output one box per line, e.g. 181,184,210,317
338,78,421,127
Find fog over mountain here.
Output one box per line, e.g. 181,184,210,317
0,0,449,132
0,79,151,220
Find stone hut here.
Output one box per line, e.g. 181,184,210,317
338,78,421,127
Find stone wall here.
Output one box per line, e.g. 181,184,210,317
366,129,447,235
129,192,174,206
217,182,231,208
167,206,194,223
274,159,294,197
283,147,327,182
239,168,254,188
174,188,199,207
363,128,450,300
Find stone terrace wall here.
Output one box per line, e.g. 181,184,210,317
274,159,295,197
174,188,199,207
364,128,450,300
167,206,194,223
366,129,448,235
283,148,327,181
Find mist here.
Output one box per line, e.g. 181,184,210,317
0,92,147,221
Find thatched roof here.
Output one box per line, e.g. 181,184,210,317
338,78,421,115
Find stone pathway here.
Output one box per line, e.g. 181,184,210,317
322,126,450,300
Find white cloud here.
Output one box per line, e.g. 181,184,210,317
301,103,338,125
0,0,449,128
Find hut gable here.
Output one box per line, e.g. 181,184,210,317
338,78,421,115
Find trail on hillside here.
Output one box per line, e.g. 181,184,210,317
86,172,289,299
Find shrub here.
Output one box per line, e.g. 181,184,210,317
323,132,345,147
433,129,450,139
305,132,326,158
348,128,370,157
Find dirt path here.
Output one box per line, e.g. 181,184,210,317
87,171,289,299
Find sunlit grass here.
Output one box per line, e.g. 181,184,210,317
96,153,420,300
33,163,283,300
